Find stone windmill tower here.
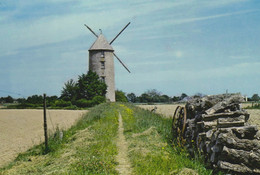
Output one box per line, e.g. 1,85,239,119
85,23,131,102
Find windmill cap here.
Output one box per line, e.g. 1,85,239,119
89,34,114,51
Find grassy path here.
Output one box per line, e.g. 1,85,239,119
0,103,220,174
116,113,132,175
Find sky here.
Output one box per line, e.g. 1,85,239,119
0,0,260,98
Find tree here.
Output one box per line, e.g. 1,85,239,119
60,71,107,107
77,71,107,100
172,96,180,102
159,95,170,103
46,95,58,102
46,96,58,106
115,90,128,102
146,89,161,102
251,94,260,102
27,95,43,104
61,79,77,101
17,98,26,104
0,97,4,103
180,93,188,100
140,93,151,103
194,93,204,98
127,93,137,103
5,96,14,103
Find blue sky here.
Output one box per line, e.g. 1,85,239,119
0,0,260,98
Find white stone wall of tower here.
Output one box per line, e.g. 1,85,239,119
89,50,115,102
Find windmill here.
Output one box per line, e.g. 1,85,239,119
84,22,131,102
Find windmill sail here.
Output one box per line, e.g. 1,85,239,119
84,24,98,37
110,22,131,45
85,23,131,73
113,53,131,73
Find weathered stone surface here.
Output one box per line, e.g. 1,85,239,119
89,39,116,102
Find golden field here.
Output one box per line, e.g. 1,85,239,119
137,104,260,128
0,109,87,167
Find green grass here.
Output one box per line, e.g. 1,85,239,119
0,102,220,174
69,103,119,174
119,103,219,175
0,103,119,174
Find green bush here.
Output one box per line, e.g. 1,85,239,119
92,96,106,105
115,90,128,102
7,103,41,109
64,105,78,110
54,100,72,107
75,99,92,108
75,96,105,108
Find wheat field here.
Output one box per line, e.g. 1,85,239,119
0,109,87,167
137,104,260,128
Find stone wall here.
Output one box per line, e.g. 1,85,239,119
89,50,115,102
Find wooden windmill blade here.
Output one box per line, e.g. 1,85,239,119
113,53,131,73
110,22,131,73
84,24,98,37
110,22,131,45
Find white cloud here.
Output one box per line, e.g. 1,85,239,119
155,62,260,81
0,0,181,54
198,0,249,8
175,51,183,58
117,62,260,87
0,0,253,56
229,55,251,60
0,10,131,56
164,9,259,26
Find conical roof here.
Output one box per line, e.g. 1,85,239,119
89,34,114,51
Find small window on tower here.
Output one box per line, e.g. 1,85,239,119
101,51,105,58
101,76,105,82
101,61,105,69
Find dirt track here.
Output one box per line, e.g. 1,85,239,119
116,113,132,175
0,109,87,167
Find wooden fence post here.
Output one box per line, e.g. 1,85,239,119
43,93,48,152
